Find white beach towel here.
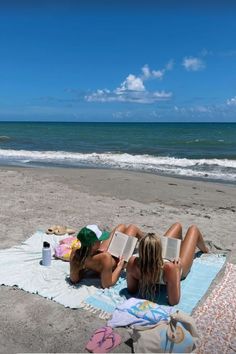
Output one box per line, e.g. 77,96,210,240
0,231,100,308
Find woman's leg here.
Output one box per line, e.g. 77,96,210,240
180,225,209,277
108,223,143,238
164,222,182,240
125,224,144,240
99,224,143,251
111,223,127,234
99,224,126,251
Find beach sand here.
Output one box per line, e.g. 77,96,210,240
0,166,235,353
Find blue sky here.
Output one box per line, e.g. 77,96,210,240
1,1,236,122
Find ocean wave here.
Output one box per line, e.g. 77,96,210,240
0,148,235,182
0,136,11,141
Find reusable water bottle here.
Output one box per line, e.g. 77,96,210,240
42,241,51,266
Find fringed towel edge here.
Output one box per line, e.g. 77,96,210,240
80,301,112,320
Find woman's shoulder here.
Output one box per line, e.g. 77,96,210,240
92,251,113,264
128,255,139,266
85,251,113,272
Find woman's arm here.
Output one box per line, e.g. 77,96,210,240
69,249,82,283
164,260,182,305
100,253,125,288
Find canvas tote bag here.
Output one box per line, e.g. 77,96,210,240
131,310,199,353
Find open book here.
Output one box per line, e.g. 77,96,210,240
160,236,181,261
107,231,138,262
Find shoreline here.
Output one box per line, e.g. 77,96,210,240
0,163,236,196
1,162,236,186
0,164,235,203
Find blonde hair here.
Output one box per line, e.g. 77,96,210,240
138,233,163,301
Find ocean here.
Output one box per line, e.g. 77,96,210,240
0,122,235,183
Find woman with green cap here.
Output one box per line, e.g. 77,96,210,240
70,223,143,288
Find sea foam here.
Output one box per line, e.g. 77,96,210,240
0,149,235,182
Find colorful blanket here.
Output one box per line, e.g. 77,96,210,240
193,262,236,354
107,297,175,327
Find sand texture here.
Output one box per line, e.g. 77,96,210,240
0,166,235,353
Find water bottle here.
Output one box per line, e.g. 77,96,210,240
42,241,51,266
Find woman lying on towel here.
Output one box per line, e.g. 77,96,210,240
70,224,143,288
126,222,209,305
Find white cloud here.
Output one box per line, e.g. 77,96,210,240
227,96,236,106
153,91,172,99
175,105,212,114
152,70,164,79
85,89,112,102
182,57,205,71
141,61,173,81
84,63,173,104
85,89,172,104
116,74,145,93
141,65,151,79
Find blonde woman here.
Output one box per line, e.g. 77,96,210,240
126,222,209,305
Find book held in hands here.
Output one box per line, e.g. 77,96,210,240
160,236,181,261
107,231,138,262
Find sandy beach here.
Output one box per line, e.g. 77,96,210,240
0,166,235,353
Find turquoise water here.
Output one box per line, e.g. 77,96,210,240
0,122,235,183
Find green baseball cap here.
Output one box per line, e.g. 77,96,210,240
77,224,110,247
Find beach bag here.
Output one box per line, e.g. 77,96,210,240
54,237,81,261
131,310,199,353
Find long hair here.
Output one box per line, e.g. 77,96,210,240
138,233,163,301
73,244,92,270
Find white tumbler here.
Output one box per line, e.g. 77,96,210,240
42,241,51,266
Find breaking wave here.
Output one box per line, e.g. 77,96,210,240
0,148,235,182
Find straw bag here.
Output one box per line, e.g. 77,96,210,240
131,310,199,353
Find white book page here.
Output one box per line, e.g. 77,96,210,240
122,236,138,262
107,231,127,259
161,236,181,261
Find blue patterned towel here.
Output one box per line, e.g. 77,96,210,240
82,254,226,319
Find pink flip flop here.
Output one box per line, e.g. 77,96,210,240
94,332,122,353
86,326,113,353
